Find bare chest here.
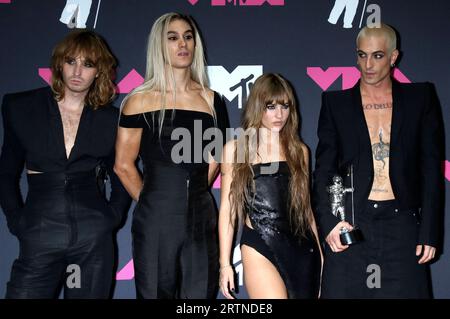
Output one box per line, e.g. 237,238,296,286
362,100,393,143
361,98,395,199
59,106,83,158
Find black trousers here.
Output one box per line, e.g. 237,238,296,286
132,163,219,299
321,200,431,298
6,171,117,299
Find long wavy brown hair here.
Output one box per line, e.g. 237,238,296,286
229,73,313,237
50,30,117,109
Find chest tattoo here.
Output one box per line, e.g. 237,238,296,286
372,129,390,169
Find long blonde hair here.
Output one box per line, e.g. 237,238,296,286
121,13,214,133
229,73,313,237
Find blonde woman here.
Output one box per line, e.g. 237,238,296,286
114,13,228,299
219,73,321,299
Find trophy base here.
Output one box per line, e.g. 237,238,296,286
340,228,364,246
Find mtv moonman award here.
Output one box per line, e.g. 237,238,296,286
327,171,363,245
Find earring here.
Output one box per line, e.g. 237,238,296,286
390,63,395,68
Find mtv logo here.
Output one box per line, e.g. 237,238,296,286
116,69,144,94
307,66,411,91
328,0,381,29
445,160,450,182
208,65,263,108
38,68,145,94
328,0,360,28
38,68,52,85
211,0,284,5
60,0,95,29
232,245,244,286
116,259,134,281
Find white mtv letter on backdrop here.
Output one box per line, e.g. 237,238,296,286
328,0,360,28
232,245,244,286
60,0,101,29
328,0,380,29
208,66,263,108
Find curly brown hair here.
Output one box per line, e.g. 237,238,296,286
50,30,117,109
229,73,314,238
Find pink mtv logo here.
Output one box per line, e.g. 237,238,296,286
307,67,411,90
213,175,221,189
116,259,134,280
445,161,450,182
190,0,284,6
0,0,12,3
215,0,284,5
116,69,144,93
38,68,52,84
38,68,144,94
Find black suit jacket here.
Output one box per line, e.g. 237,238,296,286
312,80,445,247
0,86,131,233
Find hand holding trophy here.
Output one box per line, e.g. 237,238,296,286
327,166,363,245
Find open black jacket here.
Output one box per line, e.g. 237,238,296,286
0,86,131,233
312,80,445,247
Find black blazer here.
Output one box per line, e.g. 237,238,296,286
0,86,131,232
312,80,445,247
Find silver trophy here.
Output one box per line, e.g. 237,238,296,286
327,166,363,245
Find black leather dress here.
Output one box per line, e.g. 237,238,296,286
241,161,321,298
119,92,228,299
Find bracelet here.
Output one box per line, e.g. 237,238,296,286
219,264,232,271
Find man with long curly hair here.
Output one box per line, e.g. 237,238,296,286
0,30,130,298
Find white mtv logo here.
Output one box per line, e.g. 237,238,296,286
328,0,360,28
232,245,244,286
328,0,381,29
208,65,263,108
60,0,101,29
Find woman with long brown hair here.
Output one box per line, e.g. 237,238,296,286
218,73,322,298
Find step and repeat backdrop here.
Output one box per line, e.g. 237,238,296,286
0,0,449,298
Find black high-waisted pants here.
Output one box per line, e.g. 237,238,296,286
6,171,117,299
132,162,219,299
